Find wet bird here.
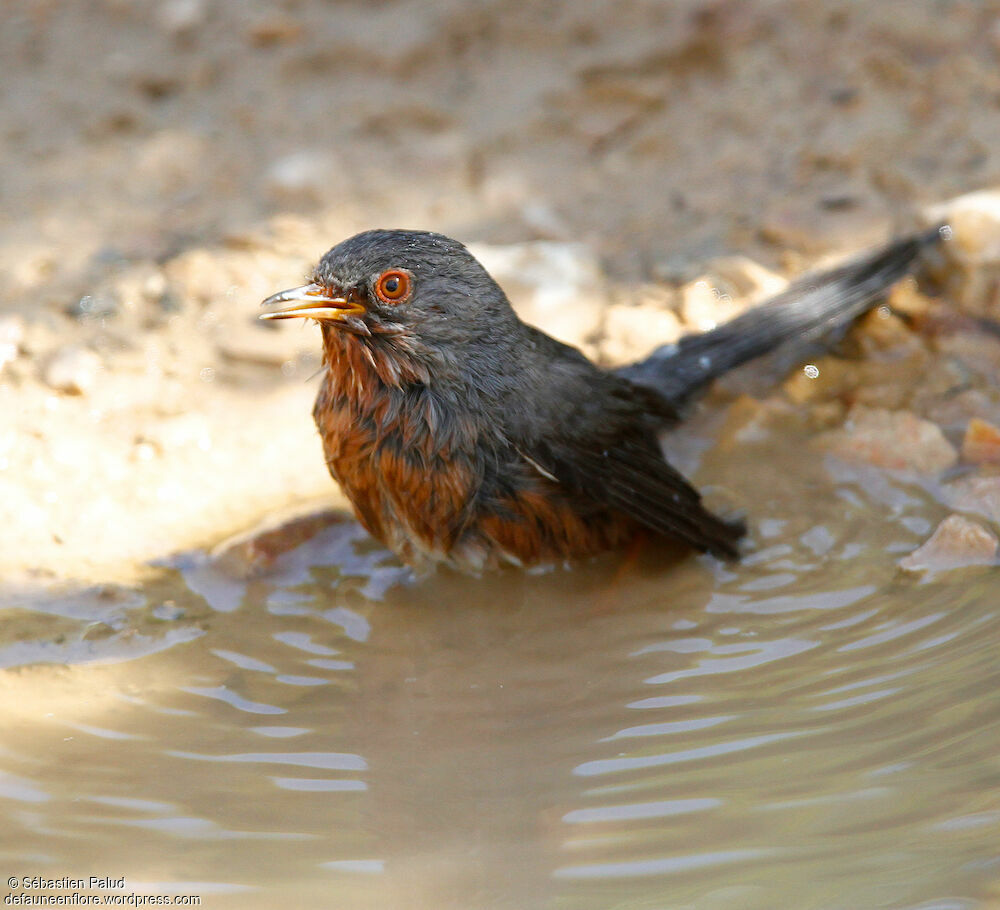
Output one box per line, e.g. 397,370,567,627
260,226,942,572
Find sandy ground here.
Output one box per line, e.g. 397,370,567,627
4,0,1000,595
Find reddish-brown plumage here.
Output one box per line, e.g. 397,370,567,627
314,322,635,570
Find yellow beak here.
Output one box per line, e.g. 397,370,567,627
259,284,366,321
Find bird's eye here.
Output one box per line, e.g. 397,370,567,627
374,269,412,304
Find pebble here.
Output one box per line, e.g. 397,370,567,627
703,255,788,302
0,314,25,370
944,475,1000,524
925,190,1000,268
819,405,958,474
43,347,103,395
680,278,732,331
212,511,344,579
898,514,998,573
924,190,1000,314
602,299,684,366
962,417,1000,465
677,256,784,332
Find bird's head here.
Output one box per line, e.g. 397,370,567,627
260,229,519,356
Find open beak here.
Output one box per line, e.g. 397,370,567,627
259,283,366,322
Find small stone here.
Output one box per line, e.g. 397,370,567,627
141,270,168,302
679,278,733,331
944,474,1000,524
44,347,102,395
676,257,782,333
923,191,1000,314
68,291,119,320
819,405,958,474
0,314,25,370
920,388,1000,432
962,417,1000,465
152,601,185,621
602,298,683,366
212,511,344,579
925,190,1000,268
898,514,998,573
936,332,1000,385
703,255,788,302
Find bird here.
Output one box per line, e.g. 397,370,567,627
259,226,943,573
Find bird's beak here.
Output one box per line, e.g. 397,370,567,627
258,283,366,322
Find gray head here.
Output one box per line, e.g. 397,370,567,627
260,229,521,348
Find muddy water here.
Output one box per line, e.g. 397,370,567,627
2,403,999,910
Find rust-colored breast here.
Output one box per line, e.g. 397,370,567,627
313,330,636,570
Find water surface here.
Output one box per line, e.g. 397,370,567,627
2,402,999,909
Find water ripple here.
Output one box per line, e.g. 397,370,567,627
552,849,771,880
181,686,286,715
165,751,367,771
574,731,810,777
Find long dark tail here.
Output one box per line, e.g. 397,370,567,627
618,226,945,408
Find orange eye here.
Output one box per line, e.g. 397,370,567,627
374,269,412,304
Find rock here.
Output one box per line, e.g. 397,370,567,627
944,474,1000,524
923,191,1000,314
679,278,736,331
601,292,684,366
468,242,606,353
919,388,1000,433
43,347,102,395
67,291,119,320
819,405,958,474
703,255,788,302
212,511,344,579
0,314,25,370
677,257,785,332
935,332,1000,386
962,417,1000,465
898,514,998,573
925,190,1000,268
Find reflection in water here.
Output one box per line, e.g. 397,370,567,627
1,412,999,909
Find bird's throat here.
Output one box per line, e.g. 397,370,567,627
320,323,431,397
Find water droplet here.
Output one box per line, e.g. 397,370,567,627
199,366,216,383
804,364,819,379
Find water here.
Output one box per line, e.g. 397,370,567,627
2,403,999,909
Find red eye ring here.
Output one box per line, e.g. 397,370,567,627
374,269,412,304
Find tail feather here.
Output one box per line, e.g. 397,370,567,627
618,226,945,408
